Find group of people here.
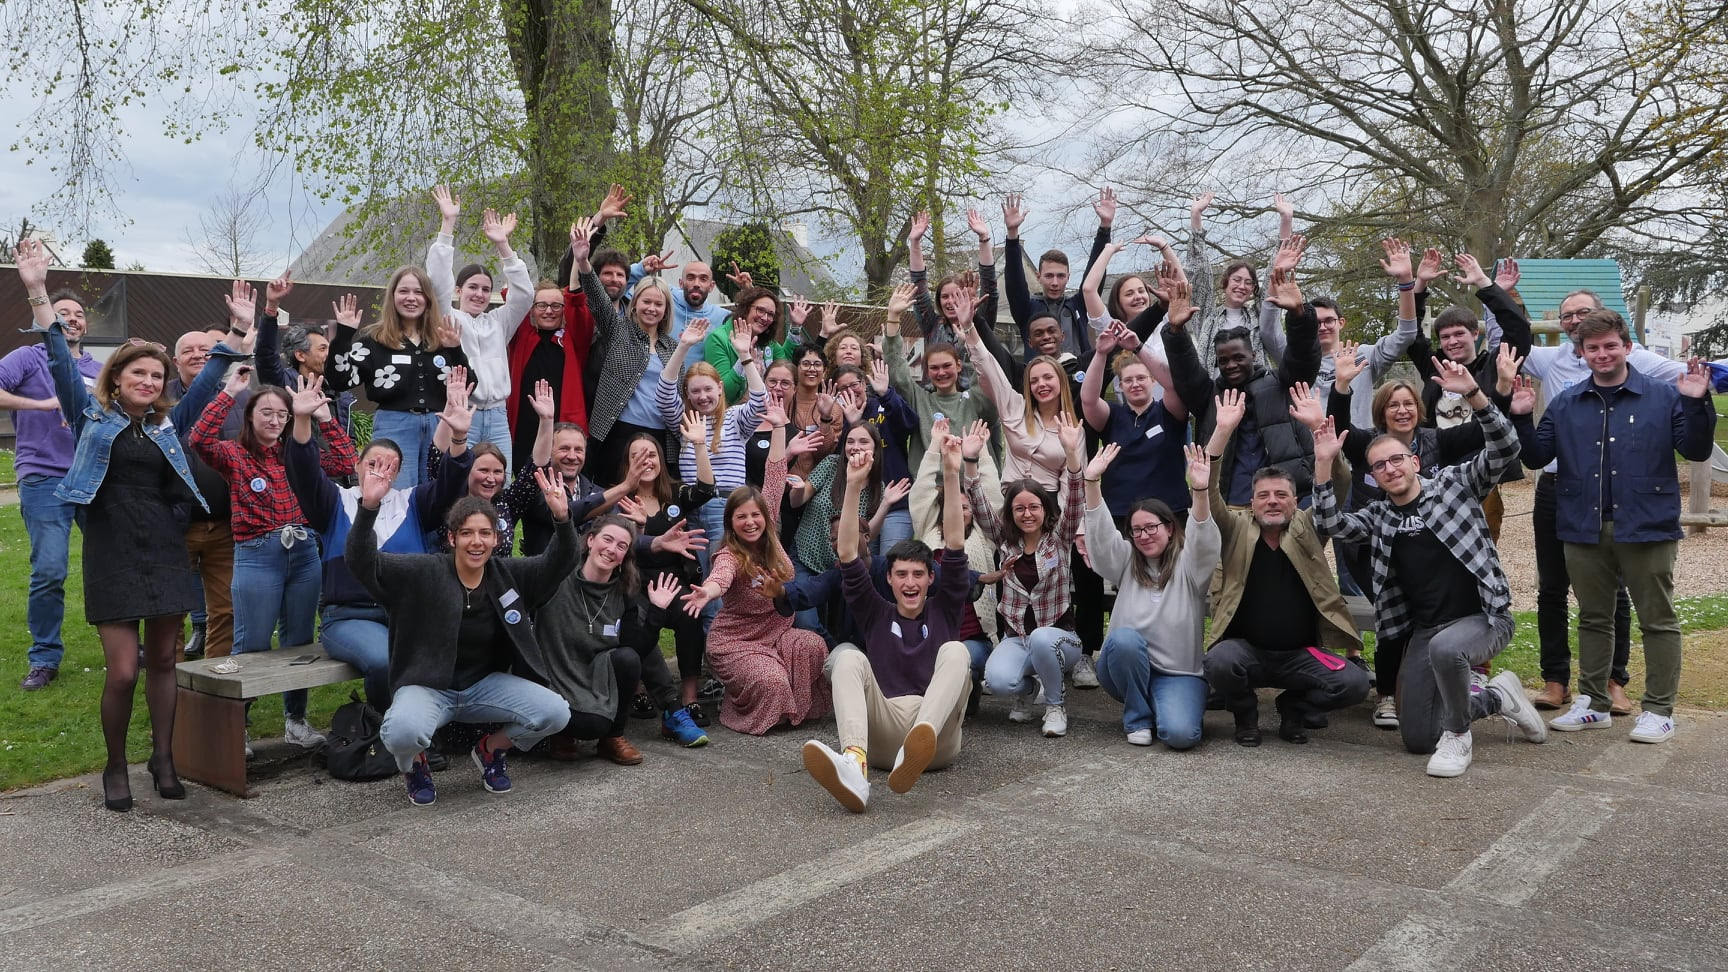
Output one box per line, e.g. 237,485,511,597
3,181,1713,815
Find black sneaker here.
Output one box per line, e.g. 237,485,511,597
1275,694,1310,744
630,693,656,720
1232,704,1262,747
966,678,982,718
683,701,711,728
20,667,56,691
699,678,725,701
183,626,207,660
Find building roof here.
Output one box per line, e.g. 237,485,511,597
1507,259,1628,320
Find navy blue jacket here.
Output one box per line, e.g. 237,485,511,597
1515,364,1715,543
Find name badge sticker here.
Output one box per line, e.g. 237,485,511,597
500,588,521,607
391,354,412,364
1145,425,1164,440
602,622,619,638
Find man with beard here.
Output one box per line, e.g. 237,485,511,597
1200,389,1370,747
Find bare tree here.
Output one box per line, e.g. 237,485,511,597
183,184,271,277
1078,0,1728,272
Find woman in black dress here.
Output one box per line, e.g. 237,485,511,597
17,239,217,811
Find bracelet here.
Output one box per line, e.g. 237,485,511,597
26,294,49,307
1188,484,1206,492
1207,453,1223,462
963,456,979,464
1397,280,1416,292
1084,477,1101,484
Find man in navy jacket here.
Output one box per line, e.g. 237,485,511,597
1511,309,1716,744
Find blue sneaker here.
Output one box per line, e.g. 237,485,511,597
404,754,437,807
471,740,512,793
661,707,710,747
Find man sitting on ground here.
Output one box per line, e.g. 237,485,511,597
802,434,974,812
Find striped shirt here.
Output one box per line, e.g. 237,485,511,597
656,376,765,491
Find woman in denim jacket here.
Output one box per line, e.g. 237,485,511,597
15,239,238,812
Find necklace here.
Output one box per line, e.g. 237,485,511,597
461,579,482,611
575,583,619,636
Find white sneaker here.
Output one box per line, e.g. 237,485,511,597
1489,671,1546,743
284,717,327,748
1041,704,1068,738
1008,677,1043,723
1125,728,1153,746
802,740,868,812
888,722,937,794
1372,696,1399,729
1629,711,1676,744
1071,655,1100,689
1549,695,1613,732
1426,729,1474,778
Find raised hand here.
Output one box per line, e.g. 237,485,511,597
1272,234,1307,274
886,282,916,319
641,250,675,273
941,432,964,474
1094,186,1117,226
729,318,756,362
265,270,294,304
359,451,395,508
290,374,327,416
616,494,649,525
1112,320,1143,352
787,295,811,328
1312,416,1346,467
1508,375,1538,415
1286,381,1325,429
763,389,789,427
726,261,753,291
646,573,682,610
1451,253,1491,289
1333,339,1365,388
224,279,257,324
1415,247,1446,288
1184,442,1211,490
882,477,912,506
482,209,518,245
680,409,711,447
596,183,631,223
1677,357,1712,399
568,216,594,264
681,316,711,348
1268,266,1304,310
1002,192,1027,235
1166,274,1195,328
837,384,866,425
908,209,931,242
819,301,841,337
1085,441,1121,481
961,419,989,460
1094,323,1120,357
222,363,254,399
1430,356,1480,396
439,366,476,438
1378,238,1413,282
966,207,991,241
868,357,890,397
14,238,50,291
787,429,825,457
815,379,837,419
1213,387,1246,431
534,466,569,521
332,293,363,330
1495,341,1524,387
844,449,872,486
950,287,979,335
1190,192,1214,224
434,315,463,349
1494,258,1521,292
930,416,952,444
1273,192,1294,225
655,519,709,561
529,378,556,421
679,584,717,618
432,184,460,223
1054,411,1084,460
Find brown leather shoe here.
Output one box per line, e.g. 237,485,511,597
1608,680,1634,716
598,736,644,766
1531,681,1571,710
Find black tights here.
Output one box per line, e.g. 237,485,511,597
97,616,185,798
565,649,642,740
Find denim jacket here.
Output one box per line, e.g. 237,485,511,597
1515,364,1717,543
33,318,240,510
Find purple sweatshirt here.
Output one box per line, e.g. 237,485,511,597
0,344,102,479
839,546,970,698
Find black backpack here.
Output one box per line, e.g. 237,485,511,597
324,692,397,781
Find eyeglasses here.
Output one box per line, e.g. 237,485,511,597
1129,522,1169,538
532,301,565,312
1558,309,1594,322
255,410,291,421
1369,453,1413,474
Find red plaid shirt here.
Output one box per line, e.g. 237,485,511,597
968,468,1084,637
192,392,357,542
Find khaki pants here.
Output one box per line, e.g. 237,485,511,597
825,641,969,772
1564,523,1681,715
184,519,236,657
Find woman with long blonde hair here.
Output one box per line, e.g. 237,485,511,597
329,264,467,488
678,392,831,735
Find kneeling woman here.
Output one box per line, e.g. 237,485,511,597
1086,442,1220,749
680,411,832,734
347,466,578,807
534,516,707,765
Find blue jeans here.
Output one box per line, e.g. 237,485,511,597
1096,629,1207,749
232,527,322,719
963,637,992,684
373,410,439,489
791,560,831,643
696,496,727,632
319,602,392,706
875,506,914,555
469,405,512,474
380,672,571,772
18,474,77,670
985,627,1081,705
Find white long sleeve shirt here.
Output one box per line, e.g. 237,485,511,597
427,233,534,408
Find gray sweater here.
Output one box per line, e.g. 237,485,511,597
1084,498,1221,677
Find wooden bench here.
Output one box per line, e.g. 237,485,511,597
173,646,360,798
1343,594,1375,637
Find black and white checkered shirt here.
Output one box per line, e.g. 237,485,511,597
1314,402,1519,640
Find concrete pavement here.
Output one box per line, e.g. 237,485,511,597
2,689,1725,970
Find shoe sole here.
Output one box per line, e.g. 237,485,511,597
1549,716,1613,732
1008,710,1035,723
888,723,936,794
1373,716,1399,729
470,749,512,794
802,741,866,813
661,729,710,748
1426,762,1470,778
407,791,437,807
1042,724,1067,738
1629,727,1675,744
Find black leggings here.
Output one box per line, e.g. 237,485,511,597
564,649,641,740
648,610,706,685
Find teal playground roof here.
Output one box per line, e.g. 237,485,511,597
1507,259,1628,320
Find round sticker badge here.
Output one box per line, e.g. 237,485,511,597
433,355,447,368
756,438,769,449
504,609,522,625
667,505,681,518
249,477,267,493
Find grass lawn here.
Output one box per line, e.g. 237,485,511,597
1714,394,1728,451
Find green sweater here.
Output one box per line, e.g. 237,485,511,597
884,333,1001,480
705,322,794,403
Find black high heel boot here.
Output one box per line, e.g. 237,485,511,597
102,765,133,812
147,755,186,800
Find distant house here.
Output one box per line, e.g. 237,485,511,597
290,203,836,297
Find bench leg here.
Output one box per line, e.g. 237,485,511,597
172,688,254,798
